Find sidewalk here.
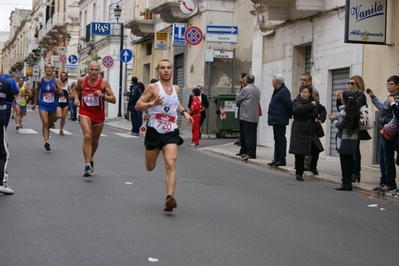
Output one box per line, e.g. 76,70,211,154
105,118,398,199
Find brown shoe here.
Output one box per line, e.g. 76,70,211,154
60,130,65,136
164,197,177,212
44,142,51,151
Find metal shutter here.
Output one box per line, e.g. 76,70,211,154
174,54,184,128
330,68,350,157
305,46,312,74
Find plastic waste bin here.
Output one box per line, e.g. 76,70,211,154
214,93,240,138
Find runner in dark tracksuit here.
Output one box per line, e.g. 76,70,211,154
0,76,16,194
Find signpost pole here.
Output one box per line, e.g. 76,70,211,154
206,61,211,134
117,22,124,117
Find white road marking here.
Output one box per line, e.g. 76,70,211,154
17,128,38,134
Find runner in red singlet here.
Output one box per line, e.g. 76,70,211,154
73,61,116,177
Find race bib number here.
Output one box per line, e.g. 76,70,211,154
43,92,55,103
154,113,176,132
58,96,67,103
16,95,23,103
83,95,100,106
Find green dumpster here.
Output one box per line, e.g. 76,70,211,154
214,93,240,138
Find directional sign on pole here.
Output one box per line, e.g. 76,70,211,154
120,49,133,63
206,25,238,43
184,26,203,46
68,54,78,65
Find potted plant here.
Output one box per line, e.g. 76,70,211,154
140,8,152,20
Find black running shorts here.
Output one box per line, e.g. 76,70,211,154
144,127,183,150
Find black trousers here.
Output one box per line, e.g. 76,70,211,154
295,142,321,175
199,112,205,135
273,125,287,162
239,120,258,158
340,153,354,185
0,125,9,186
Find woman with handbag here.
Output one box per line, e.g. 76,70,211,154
336,75,371,183
289,85,324,181
328,91,360,191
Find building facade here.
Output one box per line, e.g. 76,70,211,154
252,0,399,165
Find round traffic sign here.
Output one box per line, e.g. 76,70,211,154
59,54,67,63
68,54,78,65
120,49,133,63
102,56,114,68
184,26,203,46
180,0,195,15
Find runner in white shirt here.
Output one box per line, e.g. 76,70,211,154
135,59,193,212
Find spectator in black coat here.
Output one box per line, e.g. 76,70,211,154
289,85,324,181
267,74,293,167
127,77,144,136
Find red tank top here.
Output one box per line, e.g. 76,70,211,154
79,76,105,121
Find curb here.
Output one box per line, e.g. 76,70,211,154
200,146,399,202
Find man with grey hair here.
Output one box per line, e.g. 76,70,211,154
267,74,293,167
236,74,260,161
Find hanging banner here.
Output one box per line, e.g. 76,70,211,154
344,0,387,45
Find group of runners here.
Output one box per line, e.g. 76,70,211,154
3,59,191,212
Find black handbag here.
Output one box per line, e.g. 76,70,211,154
316,122,324,138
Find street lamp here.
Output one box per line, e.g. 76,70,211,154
114,3,123,118
66,32,79,47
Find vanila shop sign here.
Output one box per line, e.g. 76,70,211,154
344,0,387,45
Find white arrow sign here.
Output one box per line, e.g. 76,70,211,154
120,49,133,63
207,26,238,34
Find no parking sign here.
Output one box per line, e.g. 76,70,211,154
102,56,114,68
184,26,203,46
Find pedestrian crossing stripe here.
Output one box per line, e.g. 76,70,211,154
16,129,132,138
17,128,37,134
78,130,107,137
113,133,140,138
50,129,73,135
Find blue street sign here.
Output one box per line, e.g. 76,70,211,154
206,25,238,35
68,54,78,65
24,76,29,81
173,23,186,46
120,49,133,63
90,22,111,36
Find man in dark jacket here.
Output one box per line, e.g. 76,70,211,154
127,77,142,136
267,74,293,167
188,85,209,138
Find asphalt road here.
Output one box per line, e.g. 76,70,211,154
1,109,398,266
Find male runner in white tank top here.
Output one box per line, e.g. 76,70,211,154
135,59,194,212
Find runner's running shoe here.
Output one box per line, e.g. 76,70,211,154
44,141,51,151
84,165,92,177
164,196,177,212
